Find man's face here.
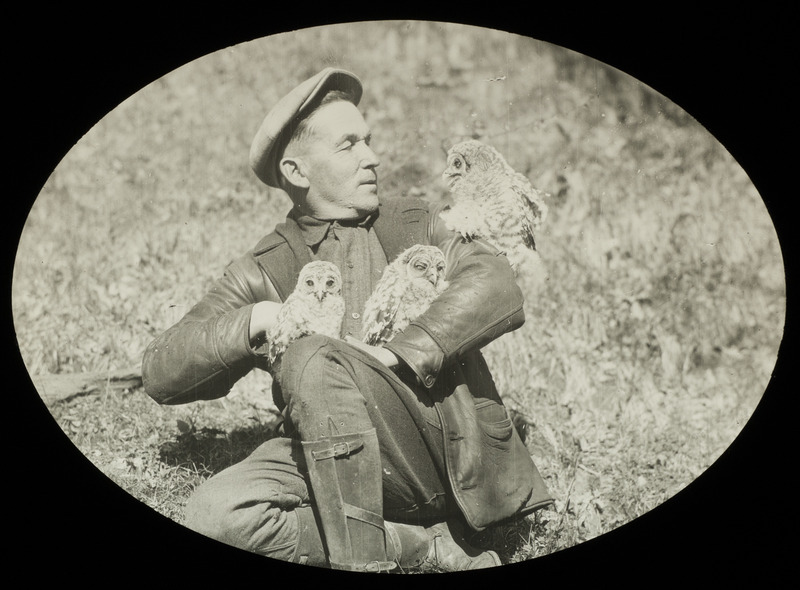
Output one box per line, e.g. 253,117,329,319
292,100,380,220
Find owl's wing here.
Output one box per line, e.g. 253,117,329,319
266,298,313,364
511,174,548,250
362,299,403,346
362,279,411,348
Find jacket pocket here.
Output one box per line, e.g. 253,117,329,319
474,400,514,442
480,417,513,441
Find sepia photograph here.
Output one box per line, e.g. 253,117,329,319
8,10,793,585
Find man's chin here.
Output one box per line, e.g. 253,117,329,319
352,190,379,213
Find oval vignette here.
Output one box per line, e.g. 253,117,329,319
11,20,787,578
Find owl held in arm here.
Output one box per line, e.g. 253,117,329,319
266,261,346,367
361,245,449,347
439,139,548,276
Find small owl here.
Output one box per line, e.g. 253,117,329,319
266,261,345,366
361,245,449,346
439,139,548,275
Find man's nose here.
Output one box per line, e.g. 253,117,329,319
359,144,380,168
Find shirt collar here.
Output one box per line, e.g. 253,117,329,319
290,207,379,248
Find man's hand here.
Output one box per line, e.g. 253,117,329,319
344,335,400,369
249,301,283,344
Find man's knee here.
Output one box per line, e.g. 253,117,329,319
183,475,231,539
278,334,339,399
183,469,305,559
281,334,336,369
278,335,380,437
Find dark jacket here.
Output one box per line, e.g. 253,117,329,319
142,196,553,530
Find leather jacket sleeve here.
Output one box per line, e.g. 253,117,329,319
141,254,276,405
383,206,526,388
142,202,525,404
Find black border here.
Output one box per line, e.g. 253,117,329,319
8,7,794,585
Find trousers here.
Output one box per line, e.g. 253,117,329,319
184,335,455,564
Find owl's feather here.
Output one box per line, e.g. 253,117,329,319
361,245,449,346
441,139,548,276
266,260,345,367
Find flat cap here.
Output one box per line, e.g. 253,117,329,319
249,67,363,187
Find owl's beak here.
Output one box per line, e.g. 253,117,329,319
443,170,460,189
426,267,439,285
314,289,326,301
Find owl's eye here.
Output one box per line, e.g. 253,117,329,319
437,264,445,273
306,279,314,287
326,279,335,288
414,263,428,271
453,158,462,170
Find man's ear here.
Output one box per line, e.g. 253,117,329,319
278,156,310,189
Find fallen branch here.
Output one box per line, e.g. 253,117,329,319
31,366,143,405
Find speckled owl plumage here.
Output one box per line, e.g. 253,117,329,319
361,245,449,346
266,260,345,367
440,139,548,276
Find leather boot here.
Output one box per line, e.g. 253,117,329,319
384,521,432,569
386,520,501,571
301,428,397,572
425,520,501,570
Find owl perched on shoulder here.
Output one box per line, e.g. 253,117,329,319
439,139,548,276
266,261,345,367
361,245,449,346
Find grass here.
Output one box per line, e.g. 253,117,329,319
11,21,785,570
